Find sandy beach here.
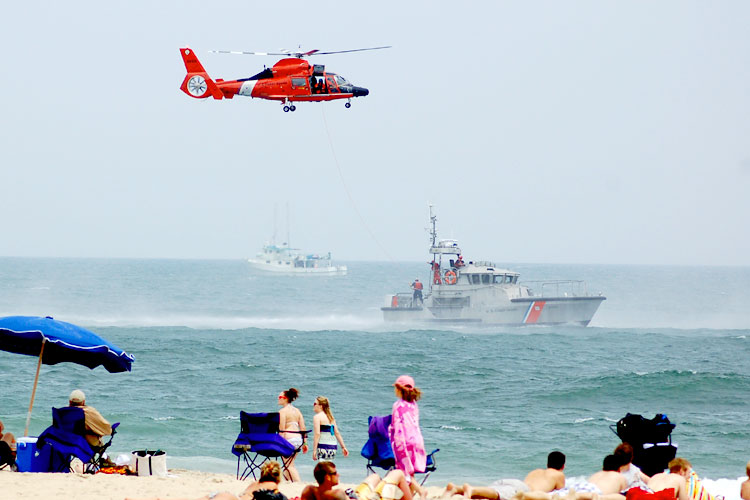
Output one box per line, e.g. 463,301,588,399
0,468,448,500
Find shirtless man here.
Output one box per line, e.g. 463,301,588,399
742,461,750,500
627,458,690,500
302,461,414,500
588,455,628,496
443,451,566,500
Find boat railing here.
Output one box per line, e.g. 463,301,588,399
521,280,591,297
384,292,423,309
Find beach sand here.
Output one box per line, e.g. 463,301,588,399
0,468,449,500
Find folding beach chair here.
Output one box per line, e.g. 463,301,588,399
37,407,95,472
360,415,439,486
85,421,120,473
610,412,677,476
232,411,310,480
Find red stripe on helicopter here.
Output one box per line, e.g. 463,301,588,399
523,301,546,324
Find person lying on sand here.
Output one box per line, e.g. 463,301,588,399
302,460,415,500
625,458,690,500
441,451,566,500
124,461,287,500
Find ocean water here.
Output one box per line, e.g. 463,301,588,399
1,258,749,498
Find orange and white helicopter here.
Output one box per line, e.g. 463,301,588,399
179,46,389,112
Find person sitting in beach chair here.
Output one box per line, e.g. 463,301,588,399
37,406,95,473
125,460,288,500
442,450,565,500
0,419,16,470
301,460,414,500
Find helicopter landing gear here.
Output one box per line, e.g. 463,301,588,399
345,100,352,109
282,101,297,112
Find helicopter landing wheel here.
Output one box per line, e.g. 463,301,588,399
283,105,290,112
345,102,351,109
289,105,296,112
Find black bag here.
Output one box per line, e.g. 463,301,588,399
613,413,677,476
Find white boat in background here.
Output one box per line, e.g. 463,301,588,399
248,243,347,275
381,206,605,325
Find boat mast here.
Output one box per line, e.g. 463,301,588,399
429,204,438,292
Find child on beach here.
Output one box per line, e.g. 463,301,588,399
389,375,426,498
0,419,16,469
312,396,349,461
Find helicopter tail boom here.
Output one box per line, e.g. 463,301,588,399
179,47,223,100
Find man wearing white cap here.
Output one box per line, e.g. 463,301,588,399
68,389,112,447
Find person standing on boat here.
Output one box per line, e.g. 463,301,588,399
430,261,441,284
411,279,423,305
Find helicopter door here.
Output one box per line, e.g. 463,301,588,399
326,75,339,93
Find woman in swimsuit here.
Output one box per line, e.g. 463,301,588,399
278,387,308,481
312,396,348,461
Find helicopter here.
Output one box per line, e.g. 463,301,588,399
178,46,389,112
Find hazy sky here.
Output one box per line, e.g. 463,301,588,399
2,1,749,265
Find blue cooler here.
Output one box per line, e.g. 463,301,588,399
16,437,51,472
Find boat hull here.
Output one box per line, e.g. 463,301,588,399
248,259,347,275
382,295,605,326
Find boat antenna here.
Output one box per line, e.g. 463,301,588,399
429,204,438,248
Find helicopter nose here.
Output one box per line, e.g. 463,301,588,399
352,86,369,97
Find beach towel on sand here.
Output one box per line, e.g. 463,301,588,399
688,471,716,500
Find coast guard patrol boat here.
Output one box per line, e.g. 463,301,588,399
381,207,605,325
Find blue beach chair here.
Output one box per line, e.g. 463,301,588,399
232,411,310,480
37,407,95,472
360,414,439,485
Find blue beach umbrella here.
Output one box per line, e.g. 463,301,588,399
0,315,135,436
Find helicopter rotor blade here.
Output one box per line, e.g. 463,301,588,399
313,46,392,55
209,46,391,58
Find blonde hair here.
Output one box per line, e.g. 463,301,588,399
395,384,422,402
316,396,335,424
259,461,282,483
668,458,692,473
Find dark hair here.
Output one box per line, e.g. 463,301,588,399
603,454,621,472
283,387,299,403
614,443,634,464
395,385,422,403
547,451,566,470
313,461,337,485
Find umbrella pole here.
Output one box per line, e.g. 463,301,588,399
24,339,46,437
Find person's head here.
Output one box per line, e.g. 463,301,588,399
613,443,634,465
259,461,282,484
746,460,750,478
278,388,299,405
313,460,338,486
602,454,621,472
314,396,335,422
668,458,692,476
69,389,86,407
393,375,422,402
547,451,566,470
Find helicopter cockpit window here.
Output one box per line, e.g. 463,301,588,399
335,75,348,85
326,76,339,93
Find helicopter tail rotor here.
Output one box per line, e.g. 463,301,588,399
179,47,223,99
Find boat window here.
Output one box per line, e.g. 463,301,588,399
512,276,518,284
481,274,490,284
471,274,480,284
493,275,504,284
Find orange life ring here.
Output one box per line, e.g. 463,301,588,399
444,270,457,285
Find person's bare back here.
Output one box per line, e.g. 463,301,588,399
647,473,687,500
524,468,565,493
588,470,628,495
